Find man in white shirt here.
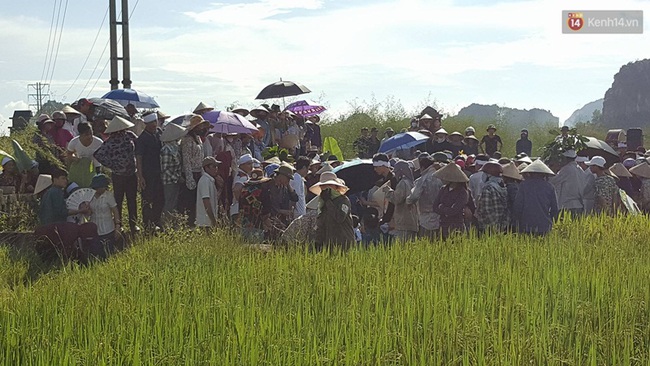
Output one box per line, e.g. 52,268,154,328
291,156,310,218
196,157,221,229
549,150,585,215
230,154,254,217
469,155,490,204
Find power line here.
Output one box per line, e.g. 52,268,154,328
61,5,109,98
40,0,59,83
46,0,69,89
43,0,64,87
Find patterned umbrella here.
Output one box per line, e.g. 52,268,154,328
285,100,326,117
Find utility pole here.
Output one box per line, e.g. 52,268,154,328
28,82,50,113
109,0,132,90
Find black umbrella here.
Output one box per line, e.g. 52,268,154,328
88,97,130,120
256,80,311,100
333,159,380,195
579,136,620,166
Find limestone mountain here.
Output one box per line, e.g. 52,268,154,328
456,103,558,128
602,59,650,129
563,99,603,127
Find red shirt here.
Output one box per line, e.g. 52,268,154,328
50,127,73,150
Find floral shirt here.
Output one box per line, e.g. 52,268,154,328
93,131,137,176
594,175,618,214
181,135,203,190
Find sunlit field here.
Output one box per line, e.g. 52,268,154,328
0,215,648,365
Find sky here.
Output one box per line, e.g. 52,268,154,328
0,0,649,134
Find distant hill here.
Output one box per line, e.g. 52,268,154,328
602,59,650,129
456,103,559,127
563,99,603,127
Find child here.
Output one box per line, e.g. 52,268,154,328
352,215,362,244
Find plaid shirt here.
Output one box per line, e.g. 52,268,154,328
160,142,182,185
476,177,509,231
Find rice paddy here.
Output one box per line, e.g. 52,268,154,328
0,215,649,365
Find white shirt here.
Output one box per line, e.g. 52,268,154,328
549,161,585,210
67,135,104,167
196,172,218,227
291,172,306,218
230,169,249,216
469,171,486,204
89,191,118,235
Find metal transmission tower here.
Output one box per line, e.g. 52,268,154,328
109,0,131,90
28,82,50,113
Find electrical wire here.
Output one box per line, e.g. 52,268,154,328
43,0,64,87
60,5,109,98
47,0,69,89
40,0,59,83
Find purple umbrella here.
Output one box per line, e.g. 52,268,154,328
203,111,258,134
285,99,326,117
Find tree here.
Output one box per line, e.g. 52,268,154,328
591,109,603,125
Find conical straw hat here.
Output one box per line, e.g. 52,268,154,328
629,162,650,178
517,162,529,172
502,162,523,180
193,102,213,114
61,105,81,115
104,115,134,134
161,123,187,142
33,174,52,195
433,162,469,183
609,163,632,178
520,159,555,176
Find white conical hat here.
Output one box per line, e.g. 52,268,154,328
517,162,529,172
105,115,134,134
609,163,632,178
193,102,213,114
520,159,555,176
433,162,469,183
316,162,333,175
629,162,650,178
161,123,187,142
33,174,52,195
502,162,523,180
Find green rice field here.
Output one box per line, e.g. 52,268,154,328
0,215,649,365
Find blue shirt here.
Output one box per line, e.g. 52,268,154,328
512,177,559,235
256,119,271,147
38,186,68,225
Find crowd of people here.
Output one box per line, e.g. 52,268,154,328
8,100,650,261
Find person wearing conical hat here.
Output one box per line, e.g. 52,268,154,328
33,168,100,263
548,149,585,216
193,102,214,115
512,159,559,235
630,161,650,212
382,161,418,241
406,153,444,239
179,115,211,226
475,162,508,234
309,171,355,251
432,162,473,239
160,123,187,223
93,116,140,234
610,162,637,199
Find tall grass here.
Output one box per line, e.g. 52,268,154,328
0,216,648,365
